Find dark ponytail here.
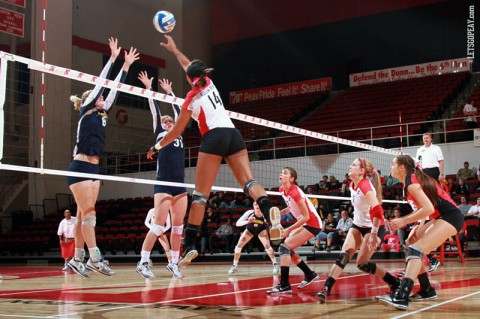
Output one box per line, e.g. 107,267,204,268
187,59,214,88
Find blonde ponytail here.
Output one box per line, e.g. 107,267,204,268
70,95,82,111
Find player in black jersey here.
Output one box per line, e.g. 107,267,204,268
67,38,139,278
228,202,279,275
138,72,187,279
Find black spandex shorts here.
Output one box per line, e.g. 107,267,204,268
67,160,99,186
437,210,464,232
303,225,321,236
351,223,386,239
200,128,246,157
154,184,187,196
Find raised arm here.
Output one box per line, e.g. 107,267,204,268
159,78,181,120
103,47,140,112
139,71,162,132
160,35,191,72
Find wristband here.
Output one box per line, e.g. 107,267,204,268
371,225,378,235
154,141,162,151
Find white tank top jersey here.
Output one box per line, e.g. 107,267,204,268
350,178,376,228
181,77,234,136
280,184,322,229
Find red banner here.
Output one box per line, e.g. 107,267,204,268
349,58,471,87
0,7,24,37
0,0,26,8
229,78,332,104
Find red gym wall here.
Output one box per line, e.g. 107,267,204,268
211,0,446,45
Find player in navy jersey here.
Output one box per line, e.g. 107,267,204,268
317,158,400,303
228,202,279,275
138,72,187,279
267,167,322,294
150,35,282,267
377,155,463,310
67,38,139,278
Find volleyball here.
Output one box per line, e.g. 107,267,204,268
153,10,176,33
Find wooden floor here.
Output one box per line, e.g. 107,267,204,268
1,258,480,319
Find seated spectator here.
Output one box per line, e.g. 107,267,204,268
209,191,230,209
458,196,472,218
381,231,401,254
209,218,234,253
229,193,246,209
316,175,329,191
466,198,480,218
204,207,219,224
313,213,337,252
385,174,401,197
281,211,295,224
452,178,469,200
326,175,341,191
463,100,478,129
441,177,455,195
457,161,476,181
393,208,411,245
328,210,352,250
306,187,319,211
341,173,352,196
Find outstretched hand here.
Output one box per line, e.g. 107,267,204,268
160,35,177,52
124,47,140,67
109,37,121,61
138,71,153,89
146,148,156,160
159,78,173,94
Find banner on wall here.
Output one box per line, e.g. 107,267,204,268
349,58,471,87
0,7,24,37
0,0,26,8
229,78,332,104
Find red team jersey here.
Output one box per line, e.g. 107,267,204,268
280,184,322,229
181,77,234,136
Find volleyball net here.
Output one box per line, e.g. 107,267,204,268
0,51,406,210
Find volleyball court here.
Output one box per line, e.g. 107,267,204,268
1,53,480,318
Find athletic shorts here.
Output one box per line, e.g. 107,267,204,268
438,210,464,232
246,224,267,236
200,128,246,157
303,225,321,236
60,240,75,258
154,184,187,196
67,160,99,186
351,223,386,239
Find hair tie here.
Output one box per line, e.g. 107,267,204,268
414,162,421,170
372,167,377,174
192,77,200,86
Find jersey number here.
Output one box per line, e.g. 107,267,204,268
207,91,223,109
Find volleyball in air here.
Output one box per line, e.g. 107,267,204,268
153,10,176,33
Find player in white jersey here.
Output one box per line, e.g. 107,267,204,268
151,35,282,267
317,158,400,303
267,167,322,294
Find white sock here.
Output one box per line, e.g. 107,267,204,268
140,250,151,264
74,248,84,260
171,251,179,264
233,260,239,267
88,247,102,262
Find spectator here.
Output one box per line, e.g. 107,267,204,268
415,132,445,182
57,209,76,271
457,161,476,180
329,210,352,250
385,174,401,197
381,231,401,254
317,175,329,191
341,173,352,196
210,191,230,209
229,193,246,209
378,170,387,185
209,218,234,253
327,175,341,191
463,100,478,129
458,196,472,218
466,198,480,217
452,178,469,200
306,186,319,211
313,213,337,252
441,177,455,195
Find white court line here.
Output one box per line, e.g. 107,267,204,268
389,290,480,319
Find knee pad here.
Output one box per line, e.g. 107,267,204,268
406,245,424,262
81,214,96,227
150,224,164,237
335,252,350,269
171,225,183,235
234,246,242,254
357,261,377,274
243,179,258,195
192,190,208,206
278,243,291,256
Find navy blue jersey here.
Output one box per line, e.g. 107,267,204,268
73,60,127,157
148,94,184,182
